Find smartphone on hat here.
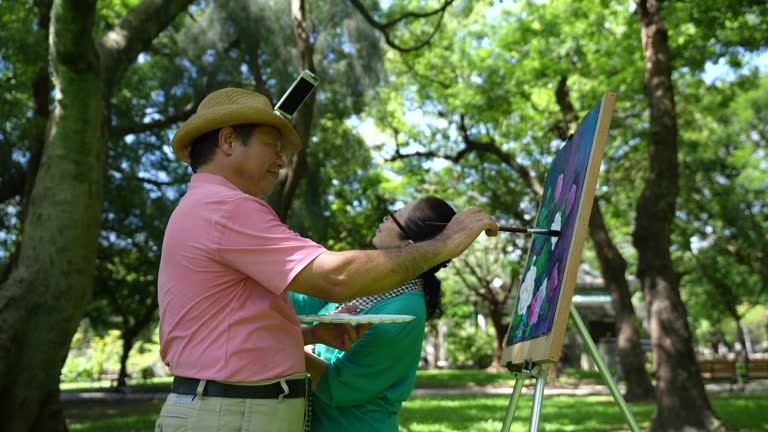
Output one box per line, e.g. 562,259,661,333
274,70,319,121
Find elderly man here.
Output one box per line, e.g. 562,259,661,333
155,87,497,431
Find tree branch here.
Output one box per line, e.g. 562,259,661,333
111,102,197,138
401,56,453,89
552,75,578,140
109,166,184,190
98,0,195,92
349,0,455,52
387,113,545,196
452,262,482,298
457,254,500,304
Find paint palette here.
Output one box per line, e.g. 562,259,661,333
297,313,415,324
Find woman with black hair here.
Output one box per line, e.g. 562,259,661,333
291,196,455,432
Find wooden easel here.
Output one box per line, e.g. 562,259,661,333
499,304,640,432
498,93,639,431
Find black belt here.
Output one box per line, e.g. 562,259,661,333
172,376,306,399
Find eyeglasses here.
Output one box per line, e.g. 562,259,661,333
385,211,410,239
265,139,285,158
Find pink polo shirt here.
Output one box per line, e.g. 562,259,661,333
158,173,326,382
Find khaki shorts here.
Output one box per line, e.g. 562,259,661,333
155,375,308,432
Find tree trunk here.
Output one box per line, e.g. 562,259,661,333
589,200,655,401
116,302,157,390
634,0,722,430
488,303,507,369
271,0,318,221
0,0,193,429
117,329,136,390
0,1,105,429
701,264,749,357
22,5,53,226
432,321,442,368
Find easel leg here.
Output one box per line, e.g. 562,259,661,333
528,365,547,432
569,304,641,432
501,364,539,432
500,367,531,432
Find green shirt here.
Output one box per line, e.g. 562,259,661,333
290,292,426,432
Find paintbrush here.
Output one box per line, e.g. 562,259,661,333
425,221,561,237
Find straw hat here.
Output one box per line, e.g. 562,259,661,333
171,88,301,163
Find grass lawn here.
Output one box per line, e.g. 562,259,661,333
61,377,173,393
64,398,165,431
59,368,600,393
413,368,602,388
400,392,768,431
63,392,768,432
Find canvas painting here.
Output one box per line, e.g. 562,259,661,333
505,96,609,347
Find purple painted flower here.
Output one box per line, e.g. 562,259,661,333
554,174,564,201
549,264,559,295
566,184,577,216
528,278,547,325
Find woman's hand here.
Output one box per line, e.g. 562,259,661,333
304,322,369,351
301,303,370,351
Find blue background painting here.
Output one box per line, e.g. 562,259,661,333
506,100,601,346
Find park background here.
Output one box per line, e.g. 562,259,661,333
0,0,766,431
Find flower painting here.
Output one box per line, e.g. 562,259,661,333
506,99,603,346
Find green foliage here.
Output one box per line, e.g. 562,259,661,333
676,72,768,347
61,325,124,382
0,0,49,264
287,115,392,250
665,0,768,72
61,322,164,383
444,323,495,369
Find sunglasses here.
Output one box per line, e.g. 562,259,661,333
384,211,410,240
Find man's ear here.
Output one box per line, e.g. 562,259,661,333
218,127,236,156
401,239,415,248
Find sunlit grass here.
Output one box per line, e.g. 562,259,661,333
399,393,768,432
63,392,768,432
60,376,173,393
399,395,652,432
710,393,768,430
414,369,517,387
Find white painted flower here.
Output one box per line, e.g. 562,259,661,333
517,265,537,315
550,212,562,249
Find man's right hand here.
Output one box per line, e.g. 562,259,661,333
437,207,498,258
